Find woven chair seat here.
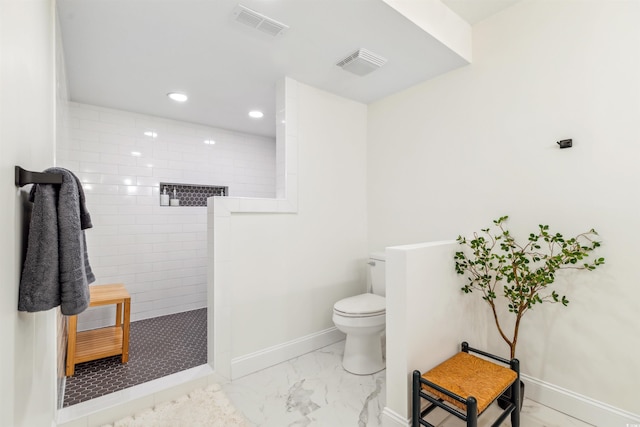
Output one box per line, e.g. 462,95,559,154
421,351,517,415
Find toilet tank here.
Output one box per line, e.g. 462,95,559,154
368,252,386,297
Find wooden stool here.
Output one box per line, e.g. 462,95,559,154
412,342,520,427
66,283,131,376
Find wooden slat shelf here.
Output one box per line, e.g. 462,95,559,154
75,326,124,363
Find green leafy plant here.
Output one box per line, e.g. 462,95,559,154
454,215,604,359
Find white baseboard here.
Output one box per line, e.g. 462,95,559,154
521,374,640,426
382,407,410,427
230,327,345,379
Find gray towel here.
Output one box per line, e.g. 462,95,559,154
18,167,95,315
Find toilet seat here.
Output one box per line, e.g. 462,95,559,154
333,293,385,318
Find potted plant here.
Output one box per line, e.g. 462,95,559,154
454,216,605,404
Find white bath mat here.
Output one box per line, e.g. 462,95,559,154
104,384,249,427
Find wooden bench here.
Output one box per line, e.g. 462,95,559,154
66,283,131,376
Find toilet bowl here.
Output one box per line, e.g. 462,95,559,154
333,294,385,375
333,253,386,375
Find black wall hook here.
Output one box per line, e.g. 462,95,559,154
15,166,63,187
557,139,572,149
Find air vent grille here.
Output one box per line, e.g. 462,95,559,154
336,48,387,76
233,5,289,37
235,7,262,27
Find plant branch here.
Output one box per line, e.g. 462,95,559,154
454,216,604,358
488,296,513,349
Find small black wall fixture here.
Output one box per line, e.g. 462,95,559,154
557,139,572,149
15,166,63,187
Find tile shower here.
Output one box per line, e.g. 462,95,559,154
58,102,276,330
57,102,275,406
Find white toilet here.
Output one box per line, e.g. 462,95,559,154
333,252,386,375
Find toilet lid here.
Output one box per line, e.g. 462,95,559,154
334,294,385,316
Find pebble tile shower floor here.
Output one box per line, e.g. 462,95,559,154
63,308,207,407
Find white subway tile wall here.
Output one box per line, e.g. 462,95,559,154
58,102,276,330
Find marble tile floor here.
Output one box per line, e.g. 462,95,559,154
222,340,594,427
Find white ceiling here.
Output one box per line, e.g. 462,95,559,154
442,0,519,25
57,0,518,138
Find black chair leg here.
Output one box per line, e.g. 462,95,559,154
466,397,478,427
510,359,521,427
412,370,420,427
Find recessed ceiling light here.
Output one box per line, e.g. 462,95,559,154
249,110,264,119
204,139,216,145
144,131,158,138
167,92,188,102
131,151,141,157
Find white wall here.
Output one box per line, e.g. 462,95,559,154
384,241,490,425
56,103,276,329
209,79,369,379
1,1,58,426
231,82,368,356
368,0,639,419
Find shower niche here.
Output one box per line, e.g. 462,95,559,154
159,182,228,207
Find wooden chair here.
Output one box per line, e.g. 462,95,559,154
412,342,520,427
66,283,131,376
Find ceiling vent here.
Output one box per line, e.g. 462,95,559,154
232,5,289,37
336,48,387,76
